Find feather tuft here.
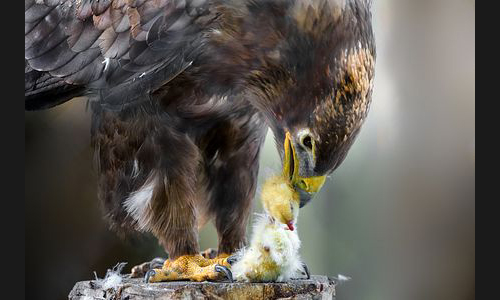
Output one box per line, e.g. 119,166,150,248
93,262,127,291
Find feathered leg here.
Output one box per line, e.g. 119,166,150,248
92,107,231,282
142,131,232,283
210,154,260,255
202,117,268,256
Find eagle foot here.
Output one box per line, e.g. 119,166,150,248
144,254,233,283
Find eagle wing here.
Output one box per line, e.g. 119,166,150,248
25,0,213,110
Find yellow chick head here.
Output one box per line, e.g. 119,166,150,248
261,175,300,231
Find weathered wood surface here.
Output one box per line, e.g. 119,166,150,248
69,275,336,300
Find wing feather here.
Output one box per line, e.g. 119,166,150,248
91,0,113,16
25,3,54,23
28,39,79,71
50,48,102,77
25,0,213,109
25,7,61,49
68,19,102,52
100,28,130,59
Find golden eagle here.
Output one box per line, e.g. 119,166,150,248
25,0,375,281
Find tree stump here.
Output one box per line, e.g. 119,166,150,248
69,275,336,299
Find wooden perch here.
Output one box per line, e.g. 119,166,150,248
69,275,336,299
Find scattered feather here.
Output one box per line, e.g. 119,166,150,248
333,274,352,284
93,262,127,292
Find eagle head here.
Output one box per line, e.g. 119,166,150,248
244,0,376,207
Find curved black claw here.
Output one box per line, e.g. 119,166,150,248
150,257,166,269
131,257,166,278
226,255,238,266
215,264,234,283
302,263,311,280
144,269,156,283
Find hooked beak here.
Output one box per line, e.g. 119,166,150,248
282,132,326,207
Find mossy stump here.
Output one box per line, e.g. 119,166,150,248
69,275,336,299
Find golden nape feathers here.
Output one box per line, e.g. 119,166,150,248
230,175,308,282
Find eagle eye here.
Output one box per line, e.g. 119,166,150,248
301,135,313,151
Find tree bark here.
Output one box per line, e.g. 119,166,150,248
69,275,336,299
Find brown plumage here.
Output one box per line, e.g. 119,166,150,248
25,0,375,279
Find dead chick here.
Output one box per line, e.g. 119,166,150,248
230,175,309,282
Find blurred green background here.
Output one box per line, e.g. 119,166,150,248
25,0,475,299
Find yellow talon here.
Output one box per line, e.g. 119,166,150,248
145,254,233,283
